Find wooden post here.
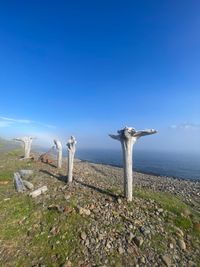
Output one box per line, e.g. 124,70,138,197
66,136,77,183
14,136,34,159
54,139,62,168
109,127,157,201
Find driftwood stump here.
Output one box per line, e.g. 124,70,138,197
14,136,34,159
14,172,26,192
109,127,157,201
66,136,77,183
54,139,62,168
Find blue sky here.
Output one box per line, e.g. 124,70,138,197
0,1,200,151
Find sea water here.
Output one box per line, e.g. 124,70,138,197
75,149,200,180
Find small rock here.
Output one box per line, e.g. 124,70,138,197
64,195,71,201
117,198,122,204
80,232,87,240
177,239,186,251
118,246,124,254
50,226,60,235
127,232,134,243
140,226,150,235
175,227,184,237
85,239,90,246
169,243,174,249
106,242,111,249
157,208,164,213
133,236,144,247
61,260,72,267
161,255,172,267
78,207,91,216
139,257,146,264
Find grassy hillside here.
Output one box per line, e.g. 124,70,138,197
0,147,199,267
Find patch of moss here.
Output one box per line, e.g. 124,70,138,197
0,170,13,181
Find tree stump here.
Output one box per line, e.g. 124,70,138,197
109,127,157,201
66,136,77,183
14,136,35,159
54,139,63,169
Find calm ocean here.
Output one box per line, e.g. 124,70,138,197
75,149,200,181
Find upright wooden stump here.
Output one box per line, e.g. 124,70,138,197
109,127,157,201
14,136,34,159
54,139,62,168
66,136,77,183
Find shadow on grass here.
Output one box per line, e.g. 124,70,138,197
74,179,122,199
39,169,66,182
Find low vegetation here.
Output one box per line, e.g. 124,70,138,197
0,148,199,266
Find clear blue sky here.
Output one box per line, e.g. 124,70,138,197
0,1,200,151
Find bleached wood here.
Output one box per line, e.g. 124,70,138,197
66,136,77,183
23,180,34,190
54,139,63,168
14,136,34,159
29,186,48,198
14,172,26,192
109,127,157,201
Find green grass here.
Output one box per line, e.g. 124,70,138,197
0,170,13,181
135,189,189,215
6,149,22,157
0,193,88,267
0,149,200,266
135,188,200,233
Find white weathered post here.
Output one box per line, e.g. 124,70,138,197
14,136,34,159
109,127,157,201
54,139,62,168
66,136,77,183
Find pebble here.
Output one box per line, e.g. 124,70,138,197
161,255,171,267
117,198,122,204
133,236,144,247
61,260,72,267
139,257,146,264
118,246,124,254
78,207,91,216
175,227,184,237
127,232,134,243
177,239,186,251
157,208,164,213
80,232,87,240
140,226,150,235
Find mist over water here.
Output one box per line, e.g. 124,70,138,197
75,149,200,180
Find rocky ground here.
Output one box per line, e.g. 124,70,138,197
0,149,200,267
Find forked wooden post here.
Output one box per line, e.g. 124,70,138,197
109,127,157,201
14,136,34,159
54,139,62,168
66,136,77,183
